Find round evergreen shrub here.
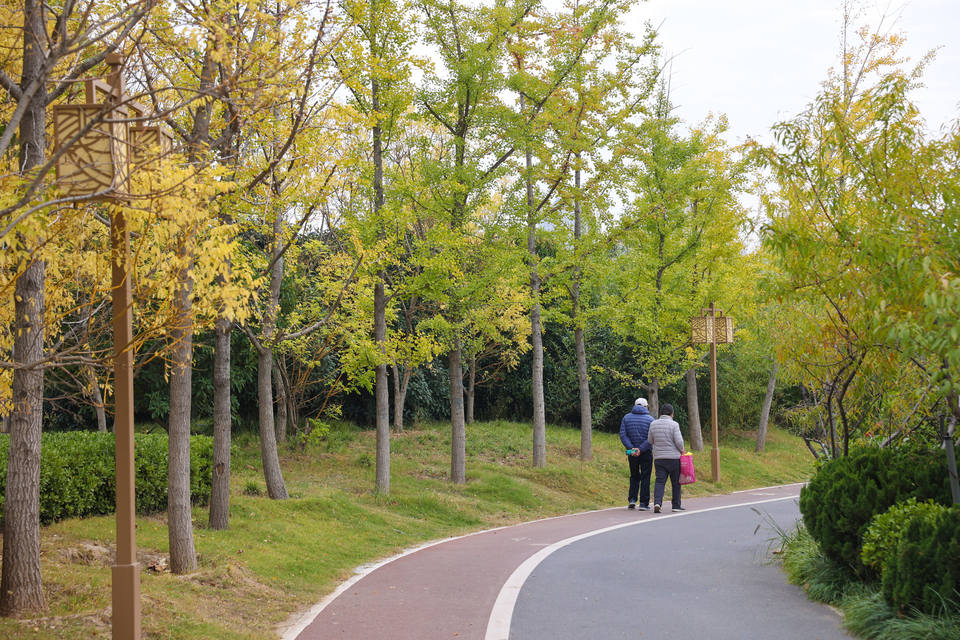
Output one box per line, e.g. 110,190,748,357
883,505,960,615
798,445,952,574
861,498,947,574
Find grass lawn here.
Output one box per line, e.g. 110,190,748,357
0,421,813,639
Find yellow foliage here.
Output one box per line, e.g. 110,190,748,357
0,155,252,407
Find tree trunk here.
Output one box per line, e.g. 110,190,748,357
649,378,660,418
374,281,390,493
258,347,289,499
686,367,704,452
756,361,778,453
572,162,591,461
275,361,296,437
392,363,402,432
392,363,411,433
371,62,391,491
256,194,289,499
390,362,407,433
1,259,47,615
167,259,197,574
85,367,108,432
209,312,232,531
527,141,546,468
449,339,466,484
273,361,287,443
826,397,840,458
466,355,476,425
1,0,48,615
392,299,418,433
574,326,592,460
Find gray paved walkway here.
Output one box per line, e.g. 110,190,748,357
282,484,848,639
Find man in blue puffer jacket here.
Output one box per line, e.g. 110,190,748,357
619,398,654,510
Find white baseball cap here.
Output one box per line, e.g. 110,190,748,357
635,398,648,407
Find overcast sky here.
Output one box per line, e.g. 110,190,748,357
622,0,960,145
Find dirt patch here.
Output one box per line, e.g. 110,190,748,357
57,542,167,569
553,444,582,458
14,610,111,637
415,470,448,480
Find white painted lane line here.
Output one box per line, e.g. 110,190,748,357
483,493,801,640
732,481,805,493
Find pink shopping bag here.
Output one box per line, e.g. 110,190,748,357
679,453,696,485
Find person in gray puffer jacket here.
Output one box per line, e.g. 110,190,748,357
647,403,686,513
619,398,654,510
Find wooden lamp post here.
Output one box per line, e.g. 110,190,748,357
54,53,171,640
691,303,734,482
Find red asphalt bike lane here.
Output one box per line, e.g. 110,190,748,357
281,483,806,640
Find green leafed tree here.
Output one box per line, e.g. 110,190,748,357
334,0,417,494
597,82,749,418
760,2,955,453
415,0,538,483
535,0,659,460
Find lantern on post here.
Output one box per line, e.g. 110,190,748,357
691,303,734,482
53,53,169,640
53,57,171,200
54,63,134,199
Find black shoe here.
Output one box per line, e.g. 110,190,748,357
638,505,650,511
673,506,686,511
654,504,661,513
628,501,636,509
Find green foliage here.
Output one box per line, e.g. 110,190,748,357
774,520,858,604
761,36,960,444
295,418,332,450
36,432,115,524
243,479,263,496
0,433,214,524
883,505,960,616
798,445,952,574
776,519,960,639
844,589,960,640
356,451,374,467
861,498,948,574
597,97,750,392
186,434,215,507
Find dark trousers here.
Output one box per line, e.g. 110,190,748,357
654,458,682,508
627,450,653,506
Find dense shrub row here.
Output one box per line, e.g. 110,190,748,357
798,445,952,575
799,444,959,618
884,505,960,615
0,432,214,525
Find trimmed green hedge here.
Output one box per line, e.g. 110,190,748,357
883,505,960,615
798,445,952,574
0,432,214,525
